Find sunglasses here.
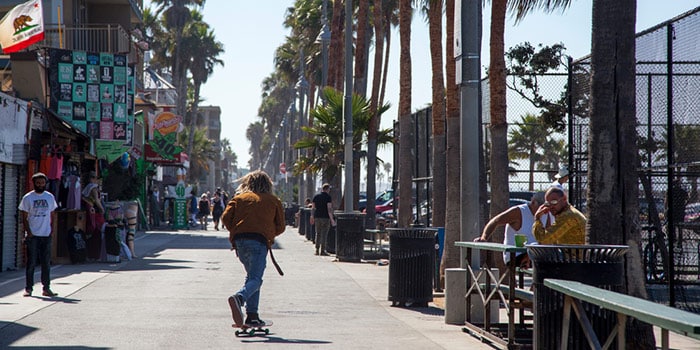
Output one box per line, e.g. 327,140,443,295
544,199,560,206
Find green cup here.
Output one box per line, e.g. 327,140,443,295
514,234,527,247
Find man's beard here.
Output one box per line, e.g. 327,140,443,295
34,186,45,193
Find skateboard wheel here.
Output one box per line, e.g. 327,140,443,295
264,329,270,335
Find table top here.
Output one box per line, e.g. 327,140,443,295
455,241,529,253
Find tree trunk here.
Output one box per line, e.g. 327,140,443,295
379,11,392,108
488,0,509,255
354,0,370,97
589,0,654,348
328,0,345,90
366,0,386,229
441,0,461,282
397,0,413,227
428,0,446,228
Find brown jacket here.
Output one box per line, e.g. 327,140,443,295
221,191,285,246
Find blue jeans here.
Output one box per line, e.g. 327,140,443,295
234,238,268,314
26,236,52,291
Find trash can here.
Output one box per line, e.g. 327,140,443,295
387,227,437,307
335,211,366,262
528,244,628,350
304,208,314,241
298,208,306,235
326,225,336,254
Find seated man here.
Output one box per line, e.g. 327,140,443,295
533,187,587,245
475,192,546,267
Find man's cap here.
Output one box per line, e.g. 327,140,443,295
322,183,331,190
554,166,570,179
32,172,48,181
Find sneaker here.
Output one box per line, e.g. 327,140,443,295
320,251,330,256
228,294,245,327
23,289,32,297
245,318,267,327
42,289,58,297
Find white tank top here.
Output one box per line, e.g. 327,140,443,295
503,203,536,263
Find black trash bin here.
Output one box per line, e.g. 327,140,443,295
298,208,306,235
335,211,365,262
304,208,315,241
528,244,628,350
326,225,336,254
387,227,437,307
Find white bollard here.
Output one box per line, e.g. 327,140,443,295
445,268,467,324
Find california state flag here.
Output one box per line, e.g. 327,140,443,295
0,0,44,53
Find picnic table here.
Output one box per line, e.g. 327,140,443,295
455,241,531,348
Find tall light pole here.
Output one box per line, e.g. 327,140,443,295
343,0,353,212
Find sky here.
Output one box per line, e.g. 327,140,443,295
145,1,700,169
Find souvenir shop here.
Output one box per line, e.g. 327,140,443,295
26,108,97,266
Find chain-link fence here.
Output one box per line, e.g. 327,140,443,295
571,8,700,311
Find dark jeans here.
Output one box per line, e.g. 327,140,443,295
25,236,53,291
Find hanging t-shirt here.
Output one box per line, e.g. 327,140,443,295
18,191,58,237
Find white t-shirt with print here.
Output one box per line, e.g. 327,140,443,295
18,191,58,237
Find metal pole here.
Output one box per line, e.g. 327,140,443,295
456,0,481,266
343,0,354,212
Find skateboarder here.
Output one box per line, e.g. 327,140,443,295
221,170,285,328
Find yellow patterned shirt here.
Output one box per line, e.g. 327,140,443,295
533,205,587,244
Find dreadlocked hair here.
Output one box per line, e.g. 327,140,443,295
236,170,273,194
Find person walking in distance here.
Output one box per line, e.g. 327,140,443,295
310,183,335,256
222,170,285,328
19,172,59,297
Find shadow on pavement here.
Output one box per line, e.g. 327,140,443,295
240,335,332,345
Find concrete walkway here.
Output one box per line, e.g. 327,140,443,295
0,225,490,349
1,225,698,349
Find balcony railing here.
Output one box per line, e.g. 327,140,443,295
29,24,130,54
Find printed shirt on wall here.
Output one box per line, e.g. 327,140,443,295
48,48,133,143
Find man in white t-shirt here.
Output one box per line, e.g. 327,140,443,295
551,166,570,194
19,172,59,297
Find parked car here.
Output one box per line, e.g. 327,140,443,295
359,189,394,212
686,203,700,223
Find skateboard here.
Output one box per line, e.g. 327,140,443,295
232,321,273,336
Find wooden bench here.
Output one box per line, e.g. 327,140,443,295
544,278,700,350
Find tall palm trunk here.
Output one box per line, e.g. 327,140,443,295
379,10,393,107
366,0,386,228
588,0,654,347
397,0,412,227
328,0,345,90
352,0,371,210
441,0,461,283
488,0,509,250
428,0,446,229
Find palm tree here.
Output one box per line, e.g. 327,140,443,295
488,0,510,226
426,0,446,228
246,121,267,169
182,16,224,181
397,0,413,227
295,87,391,195
177,127,217,183
442,0,462,282
366,0,388,227
588,0,654,347
150,0,205,123
508,113,551,191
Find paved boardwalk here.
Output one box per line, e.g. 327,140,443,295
2,225,698,349
0,226,489,349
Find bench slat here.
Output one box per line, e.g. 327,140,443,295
544,278,700,339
